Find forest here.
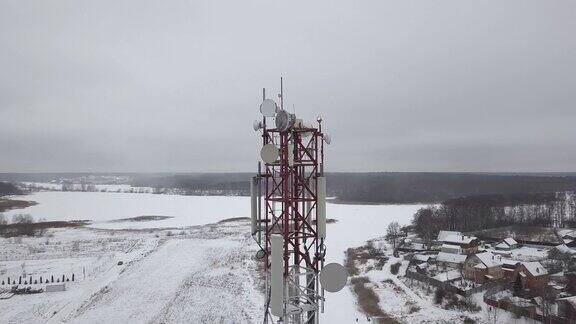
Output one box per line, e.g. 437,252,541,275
411,192,576,243
0,182,21,196
3,172,576,204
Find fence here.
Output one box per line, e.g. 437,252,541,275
405,269,506,297
483,285,568,324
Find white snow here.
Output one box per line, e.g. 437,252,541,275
3,191,250,229
437,230,461,241
436,252,467,265
319,203,426,323
509,246,549,261
1,191,428,323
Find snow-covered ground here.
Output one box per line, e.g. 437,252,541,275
0,221,262,323
3,191,249,229
1,191,428,323
320,203,425,323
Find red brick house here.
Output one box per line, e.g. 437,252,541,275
515,262,548,293
464,252,503,284
501,259,521,281
557,296,576,322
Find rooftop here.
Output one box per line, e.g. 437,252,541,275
444,234,477,245
474,251,503,268
521,261,548,277
437,230,462,241
436,252,467,264
503,238,517,246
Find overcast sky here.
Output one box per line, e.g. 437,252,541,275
0,1,575,172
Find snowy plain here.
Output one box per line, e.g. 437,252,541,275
1,191,426,323
4,191,249,229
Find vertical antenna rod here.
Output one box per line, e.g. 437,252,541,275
280,77,284,111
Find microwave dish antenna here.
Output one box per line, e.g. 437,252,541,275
260,99,278,117
253,120,264,131
319,263,348,293
275,110,296,132
260,144,279,164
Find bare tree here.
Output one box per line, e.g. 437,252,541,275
539,286,556,319
412,207,436,249
386,221,401,250
12,213,35,236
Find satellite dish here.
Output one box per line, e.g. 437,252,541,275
323,133,331,145
320,263,347,293
255,250,266,259
253,120,263,131
275,110,296,132
260,99,278,117
260,144,279,164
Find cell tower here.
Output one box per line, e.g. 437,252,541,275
251,78,346,324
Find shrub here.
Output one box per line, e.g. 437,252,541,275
350,277,386,319
463,317,476,324
390,262,401,275
434,288,446,304
445,296,481,313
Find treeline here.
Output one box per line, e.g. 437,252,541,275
328,173,576,204
4,172,576,204
130,172,576,203
0,214,42,237
130,173,251,194
412,192,576,241
0,182,21,196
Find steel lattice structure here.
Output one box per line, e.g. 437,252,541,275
253,84,327,324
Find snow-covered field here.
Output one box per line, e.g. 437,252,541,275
4,192,249,229
1,191,426,323
0,221,262,323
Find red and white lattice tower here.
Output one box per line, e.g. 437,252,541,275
251,79,343,324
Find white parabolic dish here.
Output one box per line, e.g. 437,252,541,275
260,144,279,164
260,99,278,117
320,262,348,293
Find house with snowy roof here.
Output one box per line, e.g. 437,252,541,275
440,243,462,254
515,261,548,293
501,259,521,281
436,252,467,267
494,238,518,251
464,251,504,283
557,296,576,321
441,234,480,255
551,244,576,256
562,230,576,241
437,230,462,242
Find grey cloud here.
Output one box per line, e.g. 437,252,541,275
0,0,575,172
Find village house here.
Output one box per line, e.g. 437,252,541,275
464,251,504,284
442,234,480,255
501,259,521,281
440,243,462,254
494,238,518,251
565,272,576,295
562,230,576,242
412,254,432,264
437,230,462,242
565,240,576,248
557,296,576,322
515,262,548,293
436,252,466,268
